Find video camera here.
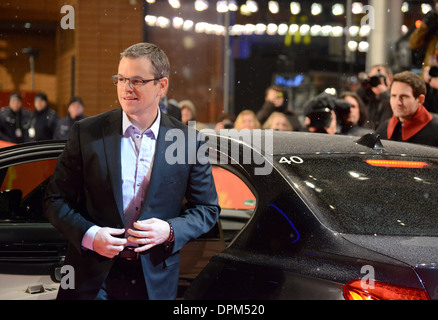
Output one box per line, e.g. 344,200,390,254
364,68,387,88
304,92,351,129
429,66,438,78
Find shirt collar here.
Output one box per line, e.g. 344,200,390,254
122,108,161,139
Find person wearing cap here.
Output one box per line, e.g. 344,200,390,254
179,99,207,130
376,71,438,147
0,92,32,143
29,92,60,141
53,97,86,140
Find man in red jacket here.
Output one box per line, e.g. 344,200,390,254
376,71,438,147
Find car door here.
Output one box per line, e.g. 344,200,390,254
0,157,66,299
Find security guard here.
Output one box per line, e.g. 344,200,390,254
0,92,32,143
28,92,59,141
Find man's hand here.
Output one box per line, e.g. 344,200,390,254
127,218,171,252
93,227,127,258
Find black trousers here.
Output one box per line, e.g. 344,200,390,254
95,259,148,300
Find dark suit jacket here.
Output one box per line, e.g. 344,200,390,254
43,108,220,300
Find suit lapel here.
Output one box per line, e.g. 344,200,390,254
102,109,124,222
141,113,175,213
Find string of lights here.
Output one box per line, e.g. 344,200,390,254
144,1,434,53
145,1,434,15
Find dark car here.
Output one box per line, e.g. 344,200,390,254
184,130,438,300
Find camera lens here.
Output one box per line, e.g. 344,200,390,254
369,76,381,87
429,66,438,78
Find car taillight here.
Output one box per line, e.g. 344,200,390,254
365,160,429,169
343,279,430,300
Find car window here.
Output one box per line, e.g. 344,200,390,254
212,166,256,243
0,159,57,222
279,155,438,237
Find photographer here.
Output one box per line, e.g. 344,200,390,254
356,65,393,130
423,65,438,113
410,0,438,70
304,92,346,135
305,92,374,137
338,92,375,136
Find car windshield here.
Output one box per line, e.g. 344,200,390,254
278,154,438,237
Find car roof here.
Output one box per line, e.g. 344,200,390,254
209,130,438,158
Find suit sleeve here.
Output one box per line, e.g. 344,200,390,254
167,132,220,253
43,122,95,254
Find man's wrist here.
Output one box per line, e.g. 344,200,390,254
164,221,175,251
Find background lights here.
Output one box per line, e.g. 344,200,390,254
267,23,278,35
217,0,238,12
183,20,194,31
331,26,344,37
194,0,209,11
422,3,433,14
216,1,228,12
268,1,280,14
145,15,157,26
300,24,311,36
278,23,289,36
172,17,184,29
401,2,409,13
349,25,360,37
246,0,259,13
290,2,301,15
310,25,322,36
156,16,171,28
289,24,299,35
228,0,238,11
168,0,181,9
332,3,345,16
358,41,370,52
359,24,371,37
348,40,359,52
351,2,364,14
143,0,381,50
311,3,323,16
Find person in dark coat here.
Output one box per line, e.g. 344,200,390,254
0,92,32,143
28,92,59,141
53,97,86,140
257,85,303,131
376,71,438,147
356,65,394,130
338,91,375,137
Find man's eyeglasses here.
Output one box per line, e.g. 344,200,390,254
112,75,162,88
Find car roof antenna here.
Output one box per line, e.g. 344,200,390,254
356,133,385,151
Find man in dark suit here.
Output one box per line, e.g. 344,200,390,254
43,43,220,300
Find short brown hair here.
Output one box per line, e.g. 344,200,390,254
120,42,170,79
390,71,426,98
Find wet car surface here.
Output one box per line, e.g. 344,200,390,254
184,130,438,300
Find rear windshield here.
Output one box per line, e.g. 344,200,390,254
278,155,438,237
